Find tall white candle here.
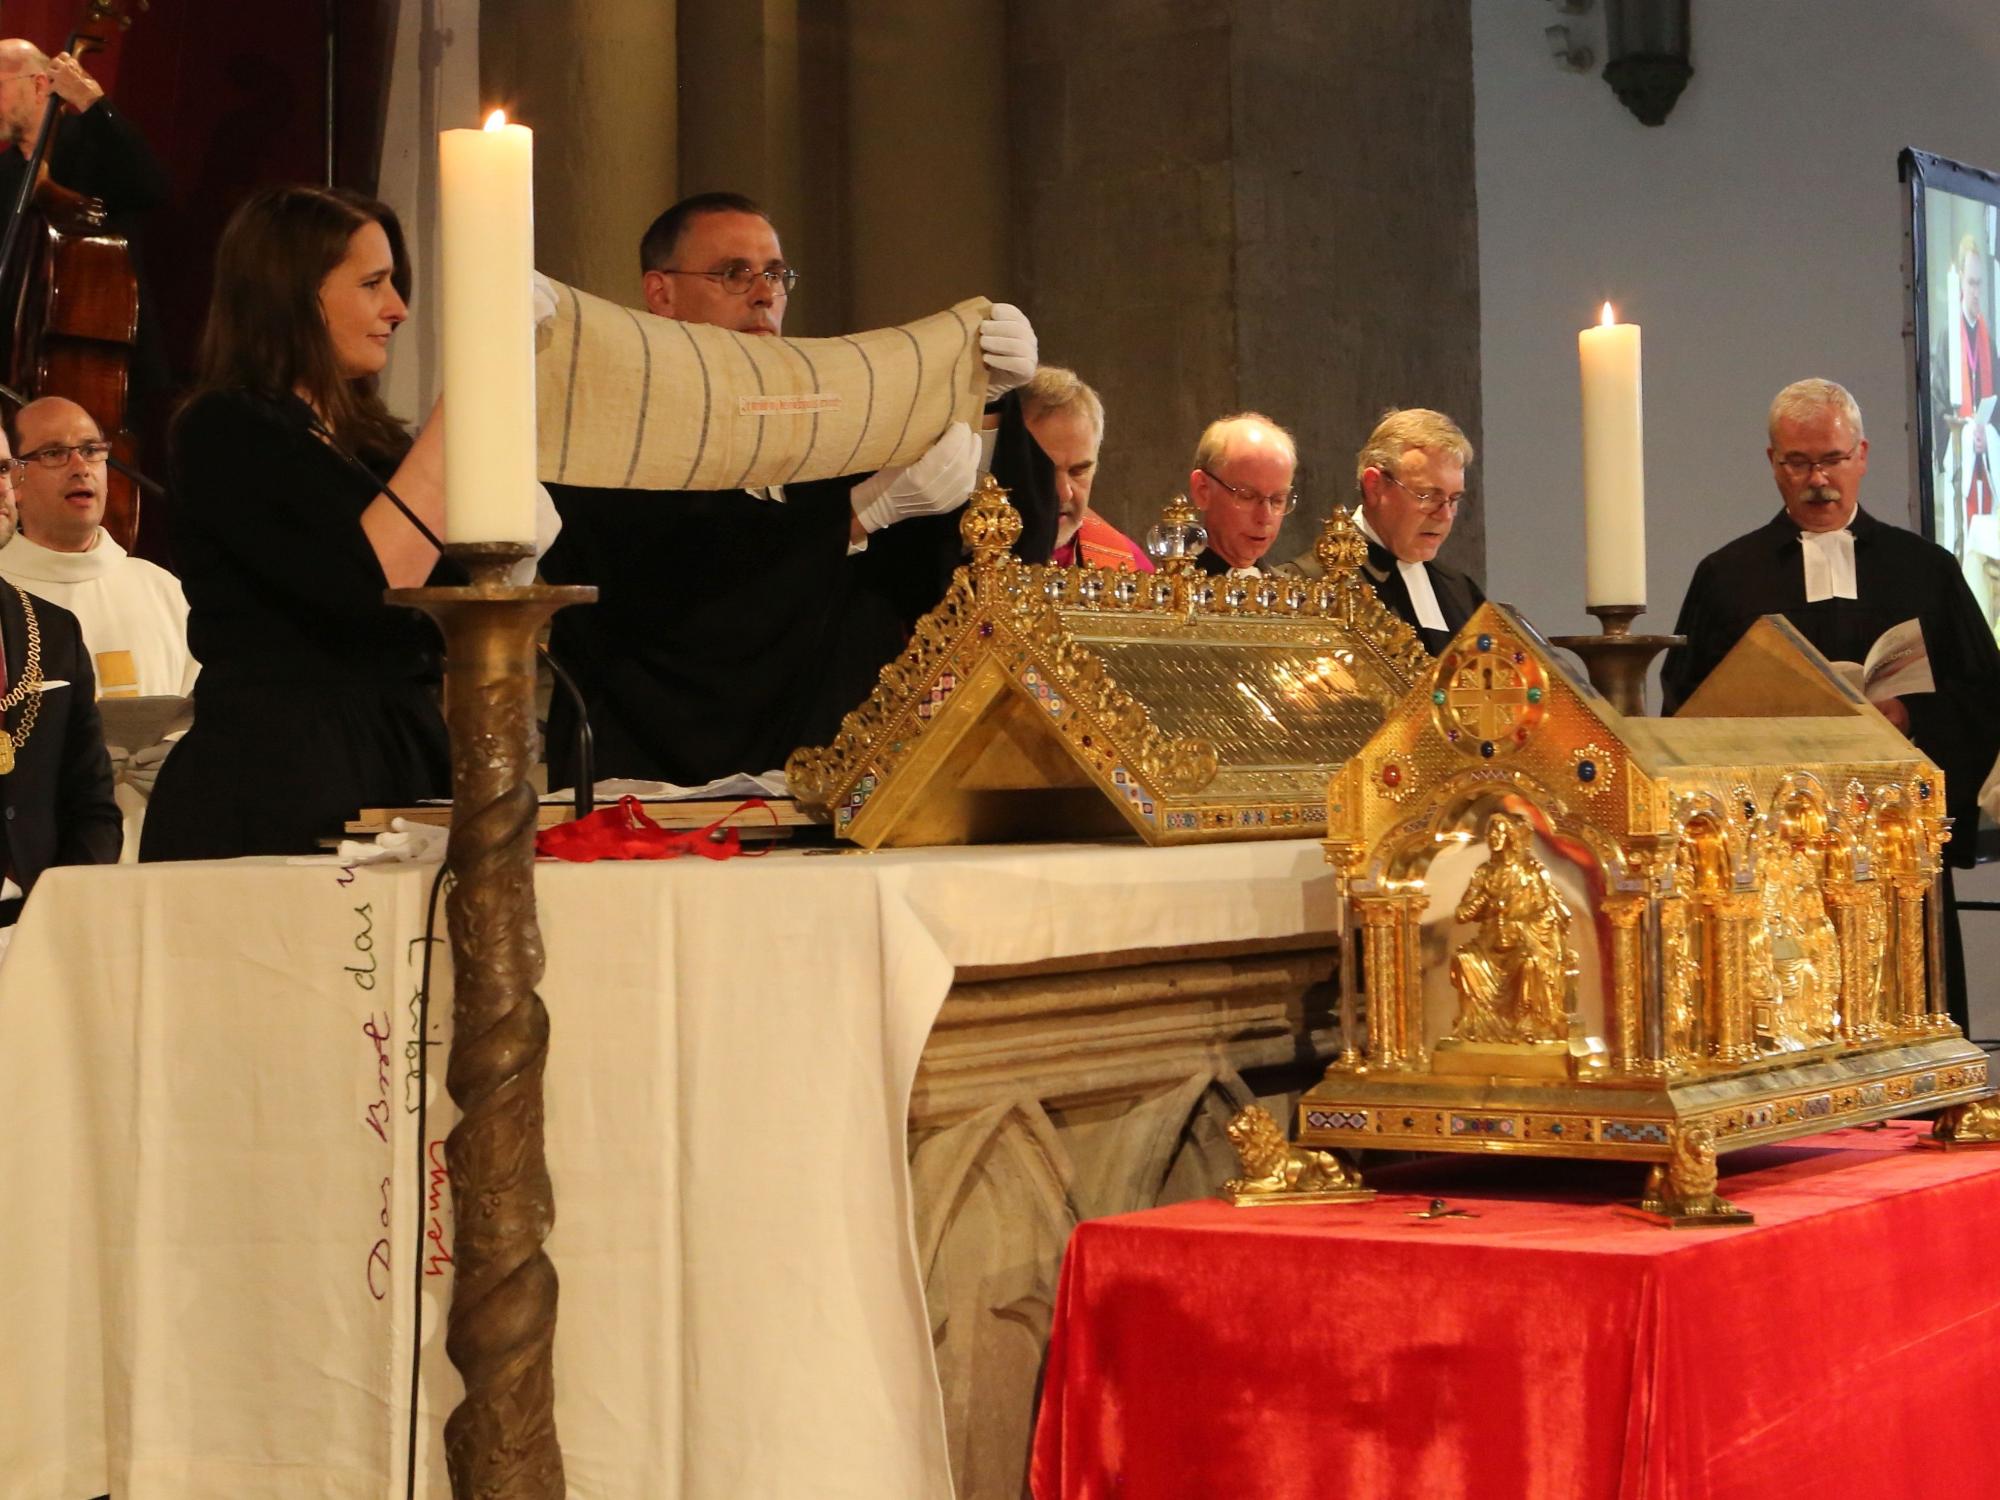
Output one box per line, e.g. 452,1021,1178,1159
438,110,537,544
1578,302,1646,607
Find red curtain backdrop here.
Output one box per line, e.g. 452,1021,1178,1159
3,1,394,558
1032,1123,2000,1500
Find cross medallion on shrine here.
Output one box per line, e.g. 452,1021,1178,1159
1431,632,1547,758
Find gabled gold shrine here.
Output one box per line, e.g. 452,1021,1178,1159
787,477,1430,846
1297,604,1991,1223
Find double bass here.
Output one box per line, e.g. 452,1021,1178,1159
0,0,156,552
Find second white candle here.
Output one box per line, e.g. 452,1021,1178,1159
1578,303,1646,607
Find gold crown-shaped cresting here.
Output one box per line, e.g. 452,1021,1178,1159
1316,506,1368,579
959,470,1023,566
1154,491,1203,578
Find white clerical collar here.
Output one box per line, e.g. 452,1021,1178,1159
1798,525,1857,603
1351,507,1446,631
0,528,121,583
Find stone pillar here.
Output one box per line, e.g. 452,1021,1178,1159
481,0,677,302
844,0,1009,330
1008,0,1483,579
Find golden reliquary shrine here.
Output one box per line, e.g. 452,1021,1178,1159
788,477,1433,846
1278,603,1997,1224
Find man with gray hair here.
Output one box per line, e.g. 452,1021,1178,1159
1349,407,1485,652
1663,377,2000,1032
1023,367,1150,571
1189,412,1296,576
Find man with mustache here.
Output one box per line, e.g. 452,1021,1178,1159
539,191,1049,786
1663,377,2000,1032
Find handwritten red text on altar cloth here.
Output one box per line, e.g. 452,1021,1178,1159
353,901,394,1299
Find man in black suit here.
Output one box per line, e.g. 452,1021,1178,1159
1349,408,1485,653
0,431,121,920
540,191,1050,786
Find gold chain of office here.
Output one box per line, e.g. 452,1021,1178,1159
0,586,45,774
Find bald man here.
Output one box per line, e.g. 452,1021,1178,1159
0,397,193,850
1189,413,1298,576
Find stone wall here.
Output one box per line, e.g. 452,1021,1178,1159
1009,0,1485,577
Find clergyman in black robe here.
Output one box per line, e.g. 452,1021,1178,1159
1660,378,2000,1032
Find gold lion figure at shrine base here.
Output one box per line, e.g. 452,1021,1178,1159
1223,1106,1374,1206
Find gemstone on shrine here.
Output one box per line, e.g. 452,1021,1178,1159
1479,740,1496,758
1513,650,1525,663
1382,764,1402,788
1447,729,1460,742
1514,728,1529,743
1082,734,1093,747
1920,781,1933,800
1578,760,1597,782
1432,689,1446,705
1476,633,1494,652
1526,686,1543,704
979,622,994,638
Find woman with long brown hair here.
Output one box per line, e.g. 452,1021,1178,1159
140,185,450,859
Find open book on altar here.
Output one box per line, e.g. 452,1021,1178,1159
1828,618,1933,704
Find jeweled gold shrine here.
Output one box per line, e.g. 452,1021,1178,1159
789,480,1432,846
1296,604,1992,1223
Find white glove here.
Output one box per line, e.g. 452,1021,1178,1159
533,270,560,328
123,739,175,798
850,422,981,534
335,816,449,867
980,302,1037,401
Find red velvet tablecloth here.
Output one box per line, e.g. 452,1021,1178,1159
1030,1122,2000,1500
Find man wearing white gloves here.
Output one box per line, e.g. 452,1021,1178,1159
540,191,1053,786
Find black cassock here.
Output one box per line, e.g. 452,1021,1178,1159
540,394,1056,787
1360,538,1485,656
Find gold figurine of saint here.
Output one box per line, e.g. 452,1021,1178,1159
1447,812,1580,1044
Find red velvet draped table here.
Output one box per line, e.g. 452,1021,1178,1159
1030,1122,2000,1500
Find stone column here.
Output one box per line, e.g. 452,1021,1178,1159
480,0,677,302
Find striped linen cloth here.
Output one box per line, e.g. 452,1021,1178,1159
536,279,990,491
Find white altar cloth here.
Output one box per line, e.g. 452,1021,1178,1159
1,839,1339,1499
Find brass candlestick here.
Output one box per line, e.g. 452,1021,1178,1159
390,543,596,1500
1548,604,1683,718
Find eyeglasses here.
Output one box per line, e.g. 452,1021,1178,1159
1775,448,1857,478
18,441,111,469
1381,470,1471,515
1199,467,1298,515
658,261,799,297
0,460,22,484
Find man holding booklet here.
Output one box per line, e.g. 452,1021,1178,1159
1663,377,2000,1031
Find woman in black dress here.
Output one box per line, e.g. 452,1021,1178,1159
141,186,450,859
